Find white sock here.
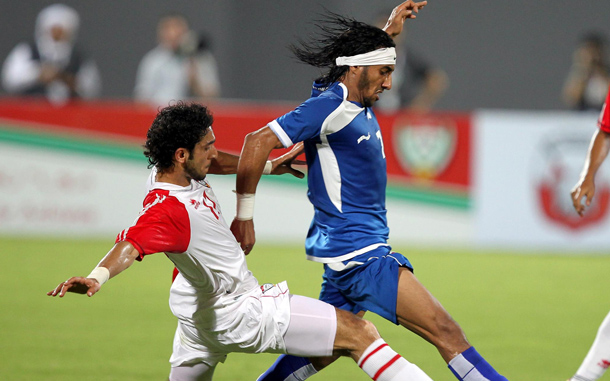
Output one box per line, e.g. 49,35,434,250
357,338,433,381
573,311,610,381
285,364,317,381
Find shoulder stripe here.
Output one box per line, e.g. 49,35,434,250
320,85,363,136
268,120,294,148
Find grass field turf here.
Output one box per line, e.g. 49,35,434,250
2,237,609,380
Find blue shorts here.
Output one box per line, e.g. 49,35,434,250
318,248,413,325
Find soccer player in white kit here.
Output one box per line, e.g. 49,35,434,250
48,102,433,381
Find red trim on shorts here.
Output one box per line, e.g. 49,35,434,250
260,288,289,298
245,284,290,304
373,354,401,380
359,343,388,369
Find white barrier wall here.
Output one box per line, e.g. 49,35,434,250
473,111,610,251
0,142,149,236
0,140,310,240
0,140,470,246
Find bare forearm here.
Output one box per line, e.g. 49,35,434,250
209,151,240,175
48,241,140,297
96,241,140,279
236,127,282,194
383,1,427,38
231,127,283,252
581,129,610,181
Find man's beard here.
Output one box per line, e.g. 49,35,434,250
357,68,376,108
185,160,206,182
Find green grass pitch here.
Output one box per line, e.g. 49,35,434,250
2,236,609,380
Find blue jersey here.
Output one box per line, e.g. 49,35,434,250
268,81,390,263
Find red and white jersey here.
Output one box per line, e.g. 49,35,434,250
598,86,610,133
117,173,260,330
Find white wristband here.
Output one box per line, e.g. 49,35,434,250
236,193,255,221
87,267,110,286
263,160,272,175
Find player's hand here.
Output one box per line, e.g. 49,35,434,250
230,218,256,255
270,142,306,178
383,0,427,38
47,277,101,298
571,177,596,217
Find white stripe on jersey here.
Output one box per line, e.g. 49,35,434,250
316,83,363,213
121,192,167,241
316,136,343,212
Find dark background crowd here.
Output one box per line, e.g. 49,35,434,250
1,0,609,111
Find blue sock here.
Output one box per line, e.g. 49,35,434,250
257,354,316,381
448,347,508,381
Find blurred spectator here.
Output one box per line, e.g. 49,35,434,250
375,14,448,113
563,31,610,111
134,13,220,107
1,4,101,105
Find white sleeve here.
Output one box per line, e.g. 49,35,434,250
268,120,294,148
2,43,41,93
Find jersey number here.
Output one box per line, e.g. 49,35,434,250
376,130,386,159
203,192,220,220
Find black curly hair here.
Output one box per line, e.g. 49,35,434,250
290,12,395,86
144,102,214,172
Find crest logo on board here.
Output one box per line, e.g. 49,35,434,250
393,117,457,180
534,134,610,231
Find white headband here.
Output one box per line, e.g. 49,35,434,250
335,47,396,67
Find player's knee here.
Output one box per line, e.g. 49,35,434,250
360,318,380,342
335,308,380,351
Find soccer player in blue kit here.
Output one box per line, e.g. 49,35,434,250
231,2,509,380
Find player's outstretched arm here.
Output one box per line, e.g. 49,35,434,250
209,151,240,175
231,126,284,254
209,145,305,177
47,241,140,298
571,129,610,216
383,0,427,38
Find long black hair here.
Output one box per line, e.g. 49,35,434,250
290,12,395,85
144,102,213,172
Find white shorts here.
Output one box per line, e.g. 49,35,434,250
170,280,292,367
168,279,337,368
